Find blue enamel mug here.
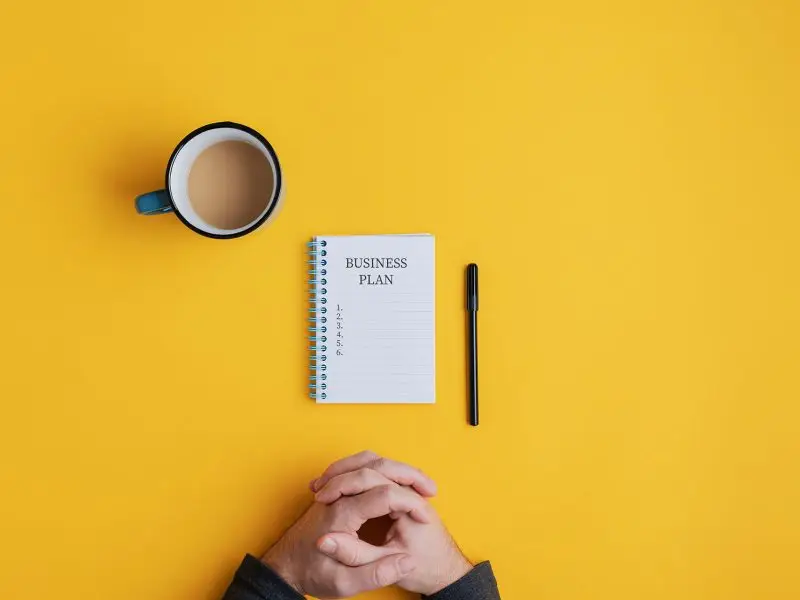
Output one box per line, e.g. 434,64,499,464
135,122,283,239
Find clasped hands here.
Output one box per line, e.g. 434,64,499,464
263,451,472,598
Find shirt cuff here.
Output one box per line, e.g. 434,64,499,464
222,554,305,600
424,561,500,600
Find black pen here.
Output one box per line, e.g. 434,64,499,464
466,264,479,426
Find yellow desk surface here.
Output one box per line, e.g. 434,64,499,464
1,2,798,599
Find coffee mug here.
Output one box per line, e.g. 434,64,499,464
135,122,283,239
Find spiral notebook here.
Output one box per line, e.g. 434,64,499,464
308,234,435,404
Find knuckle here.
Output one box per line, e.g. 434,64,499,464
373,561,398,587
369,457,387,471
359,467,383,485
376,484,393,503
358,450,379,461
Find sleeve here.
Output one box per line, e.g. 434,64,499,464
221,554,305,600
424,561,501,600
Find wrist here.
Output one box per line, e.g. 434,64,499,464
262,544,303,596
424,552,472,596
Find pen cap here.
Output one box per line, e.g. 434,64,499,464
466,263,478,310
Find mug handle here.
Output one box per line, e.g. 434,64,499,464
135,190,173,215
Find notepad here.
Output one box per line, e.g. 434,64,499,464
308,235,435,404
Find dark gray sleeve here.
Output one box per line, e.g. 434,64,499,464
221,554,304,600
424,562,501,600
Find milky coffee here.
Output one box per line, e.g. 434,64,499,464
187,141,274,230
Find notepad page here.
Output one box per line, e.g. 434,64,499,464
313,235,435,404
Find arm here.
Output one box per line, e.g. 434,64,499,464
220,555,303,600
220,555,501,600
425,561,501,600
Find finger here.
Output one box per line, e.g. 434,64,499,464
334,554,416,596
312,450,380,492
315,468,395,504
335,484,431,531
312,451,437,497
317,532,399,566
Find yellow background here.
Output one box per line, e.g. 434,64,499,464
1,1,798,599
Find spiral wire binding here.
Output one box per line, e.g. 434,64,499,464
308,239,328,400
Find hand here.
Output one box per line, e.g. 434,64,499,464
319,511,473,596
312,454,473,596
310,450,438,499
262,485,429,599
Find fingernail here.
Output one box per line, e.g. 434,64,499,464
398,556,415,575
319,538,337,554
309,478,318,492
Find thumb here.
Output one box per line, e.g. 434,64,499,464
318,533,398,566
339,554,416,595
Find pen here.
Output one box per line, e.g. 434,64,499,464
466,263,479,426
